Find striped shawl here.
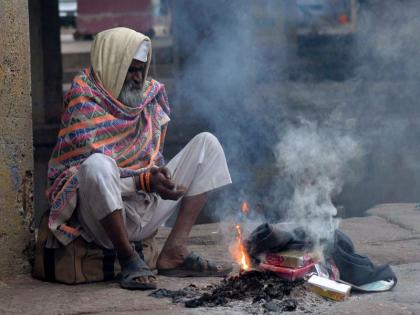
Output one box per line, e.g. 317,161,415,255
47,67,170,245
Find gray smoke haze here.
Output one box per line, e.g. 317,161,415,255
334,0,420,215
172,1,287,219
171,0,420,235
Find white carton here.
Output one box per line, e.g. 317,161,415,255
307,275,351,301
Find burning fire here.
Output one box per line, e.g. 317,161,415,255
229,200,252,271
231,224,251,271
241,200,250,216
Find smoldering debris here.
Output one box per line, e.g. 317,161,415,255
150,271,304,311
149,284,201,303
263,299,298,313
184,271,300,309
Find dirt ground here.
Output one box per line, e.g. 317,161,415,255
1,203,420,314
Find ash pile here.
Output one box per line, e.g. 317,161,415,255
150,270,323,313
184,271,299,308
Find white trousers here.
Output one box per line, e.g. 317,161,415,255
77,132,232,249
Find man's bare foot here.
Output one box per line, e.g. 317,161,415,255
156,245,189,269
119,251,156,288
157,251,233,277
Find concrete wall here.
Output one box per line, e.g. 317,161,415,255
0,0,33,276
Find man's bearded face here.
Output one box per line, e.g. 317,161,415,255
118,60,146,107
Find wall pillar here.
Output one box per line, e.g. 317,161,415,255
41,0,63,123
0,0,33,276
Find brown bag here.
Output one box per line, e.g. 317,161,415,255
32,212,159,284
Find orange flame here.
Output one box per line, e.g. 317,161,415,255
241,201,250,216
230,224,251,271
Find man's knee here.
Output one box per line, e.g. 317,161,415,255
78,153,119,185
193,132,223,151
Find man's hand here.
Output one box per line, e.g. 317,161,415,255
149,166,186,200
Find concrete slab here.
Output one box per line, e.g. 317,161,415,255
0,275,213,315
340,215,420,265
340,215,415,243
1,263,419,315
315,263,420,315
367,203,420,234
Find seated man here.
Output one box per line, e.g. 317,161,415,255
47,27,232,290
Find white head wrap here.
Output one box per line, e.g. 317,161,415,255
134,41,151,62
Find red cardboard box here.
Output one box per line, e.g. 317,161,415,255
260,261,317,281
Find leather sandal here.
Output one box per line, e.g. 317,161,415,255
119,253,157,290
158,252,233,277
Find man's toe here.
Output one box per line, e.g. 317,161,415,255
135,276,149,284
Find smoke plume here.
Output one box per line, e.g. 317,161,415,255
274,120,361,245
170,0,420,227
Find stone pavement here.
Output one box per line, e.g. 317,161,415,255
1,203,420,314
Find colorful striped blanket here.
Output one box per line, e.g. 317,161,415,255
47,67,170,245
